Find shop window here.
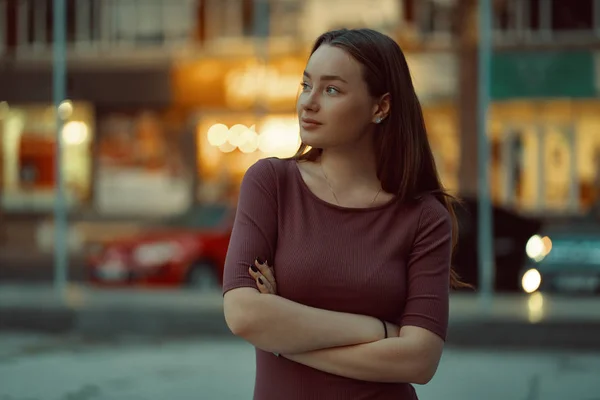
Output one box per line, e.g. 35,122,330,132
269,0,302,39
0,102,93,211
95,111,192,216
18,135,56,189
300,0,401,42
493,0,596,41
551,0,594,31
195,113,300,204
491,100,600,214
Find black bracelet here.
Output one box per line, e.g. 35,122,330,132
380,319,388,339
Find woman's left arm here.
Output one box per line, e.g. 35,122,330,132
252,196,453,385
284,325,443,384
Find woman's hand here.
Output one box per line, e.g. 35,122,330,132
249,258,277,294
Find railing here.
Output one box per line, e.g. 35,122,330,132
405,0,600,48
0,0,404,59
0,0,199,58
3,0,599,60
491,0,600,46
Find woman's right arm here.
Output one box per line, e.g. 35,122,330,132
222,159,388,354
225,288,389,354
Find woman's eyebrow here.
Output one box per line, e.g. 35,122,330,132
303,71,348,84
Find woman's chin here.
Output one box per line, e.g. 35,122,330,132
300,131,324,148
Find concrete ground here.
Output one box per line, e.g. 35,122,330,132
1,334,599,400
2,284,600,350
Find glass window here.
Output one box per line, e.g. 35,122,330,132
94,110,193,216
551,0,594,32
490,100,600,214
195,112,300,204
0,102,93,211
301,0,401,41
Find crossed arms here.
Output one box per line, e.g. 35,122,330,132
222,160,451,385
224,287,444,385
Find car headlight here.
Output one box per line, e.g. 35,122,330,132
525,234,552,262
521,268,542,293
133,242,182,268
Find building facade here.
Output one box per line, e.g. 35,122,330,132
455,0,600,216
1,0,599,221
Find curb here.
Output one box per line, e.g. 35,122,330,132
2,286,600,350
3,305,600,350
447,318,600,351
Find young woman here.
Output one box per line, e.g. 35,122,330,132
223,28,461,400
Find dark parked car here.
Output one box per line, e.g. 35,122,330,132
452,197,543,292
519,215,600,295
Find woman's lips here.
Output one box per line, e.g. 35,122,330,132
301,118,322,130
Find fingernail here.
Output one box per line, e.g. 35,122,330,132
255,257,265,265
250,265,259,273
258,277,264,285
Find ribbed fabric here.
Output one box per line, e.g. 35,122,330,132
223,157,452,400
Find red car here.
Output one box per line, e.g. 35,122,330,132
87,205,234,290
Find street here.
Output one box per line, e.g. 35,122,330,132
1,334,599,400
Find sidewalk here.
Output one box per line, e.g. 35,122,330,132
1,284,599,349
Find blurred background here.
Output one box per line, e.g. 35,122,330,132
1,0,600,399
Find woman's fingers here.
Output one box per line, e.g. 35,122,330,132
256,276,271,294
248,265,276,294
256,275,276,294
254,258,276,290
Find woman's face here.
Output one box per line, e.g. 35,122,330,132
296,45,379,149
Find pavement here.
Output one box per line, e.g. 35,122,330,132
1,284,600,350
1,333,599,400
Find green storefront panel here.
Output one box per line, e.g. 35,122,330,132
491,51,596,100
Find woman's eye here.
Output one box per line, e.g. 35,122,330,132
300,82,311,91
326,86,340,95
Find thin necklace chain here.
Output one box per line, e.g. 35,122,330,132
320,161,382,207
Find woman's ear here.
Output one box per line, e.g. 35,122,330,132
372,93,391,123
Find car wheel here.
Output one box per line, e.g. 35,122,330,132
186,262,220,292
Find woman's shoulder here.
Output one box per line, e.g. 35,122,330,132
245,157,296,179
413,193,452,226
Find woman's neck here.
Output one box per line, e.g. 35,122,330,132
318,146,380,191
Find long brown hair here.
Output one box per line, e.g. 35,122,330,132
293,28,469,289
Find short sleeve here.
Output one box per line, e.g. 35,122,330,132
222,159,279,295
400,196,452,340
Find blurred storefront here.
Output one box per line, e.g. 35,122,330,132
0,0,461,218
170,50,462,205
488,50,600,215
3,0,596,220
94,108,193,217
1,101,94,212
0,64,177,218
170,54,305,205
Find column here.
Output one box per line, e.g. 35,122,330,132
536,124,546,210
514,0,524,40
539,0,552,41
567,123,580,211
457,0,479,197
594,0,600,38
17,0,29,52
100,0,113,48
34,0,47,49
225,0,243,37
501,127,515,206
75,0,91,49
0,0,6,55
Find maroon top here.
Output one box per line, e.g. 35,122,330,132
223,157,452,400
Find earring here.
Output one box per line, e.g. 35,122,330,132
375,116,383,124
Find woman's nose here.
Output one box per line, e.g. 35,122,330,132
300,93,320,112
